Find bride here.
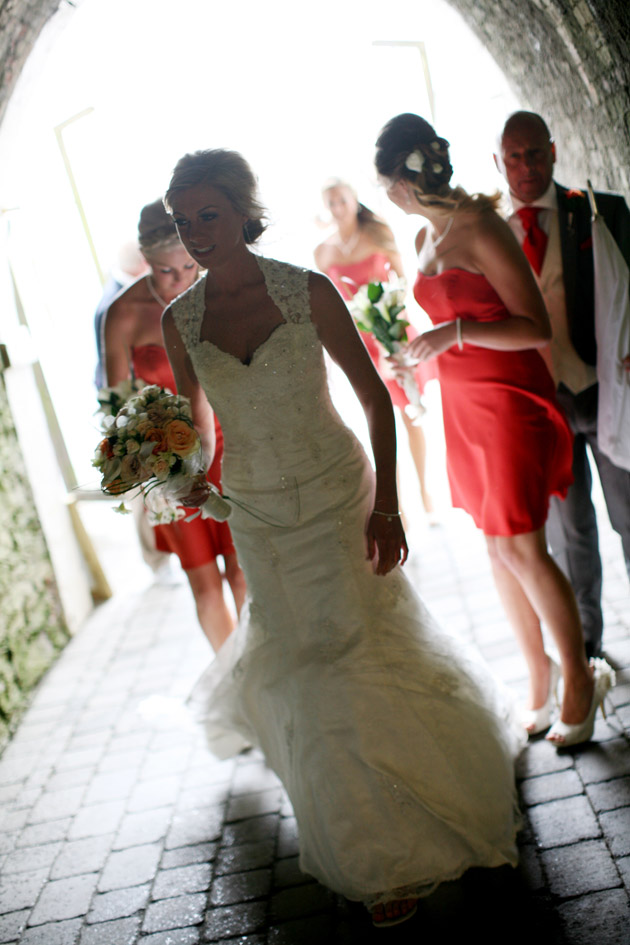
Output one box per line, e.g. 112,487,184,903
161,148,524,927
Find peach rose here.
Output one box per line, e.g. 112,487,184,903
146,403,168,423
145,426,169,455
135,418,152,435
120,453,148,483
165,419,199,457
98,437,114,459
148,455,172,479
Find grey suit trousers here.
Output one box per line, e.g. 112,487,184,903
546,382,630,656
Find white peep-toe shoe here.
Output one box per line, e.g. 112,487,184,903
546,658,616,748
522,656,561,736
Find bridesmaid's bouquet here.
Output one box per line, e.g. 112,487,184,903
92,385,231,522
348,278,425,418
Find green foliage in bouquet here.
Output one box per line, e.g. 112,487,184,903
349,279,409,355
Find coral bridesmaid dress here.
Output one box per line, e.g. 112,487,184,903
414,269,573,535
131,344,235,568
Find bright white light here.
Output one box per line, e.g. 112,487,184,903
0,0,518,488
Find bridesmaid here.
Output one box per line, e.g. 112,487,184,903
103,198,246,651
314,178,435,522
375,113,613,747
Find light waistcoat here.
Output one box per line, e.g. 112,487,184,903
507,183,596,393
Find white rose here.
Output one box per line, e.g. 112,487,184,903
404,151,425,173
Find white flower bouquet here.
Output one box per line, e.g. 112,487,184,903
92,385,231,522
95,378,149,427
348,277,425,420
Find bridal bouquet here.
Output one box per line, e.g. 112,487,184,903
348,277,425,419
92,384,232,522
95,377,148,426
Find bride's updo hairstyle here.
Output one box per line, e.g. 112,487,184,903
138,198,182,258
322,177,397,254
164,149,267,244
375,113,500,213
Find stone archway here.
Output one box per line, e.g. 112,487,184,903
453,0,630,193
0,0,628,733
1,0,629,191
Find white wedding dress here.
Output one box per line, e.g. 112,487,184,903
171,255,525,907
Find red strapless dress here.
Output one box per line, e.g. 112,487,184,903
131,344,236,569
414,269,574,536
326,253,436,408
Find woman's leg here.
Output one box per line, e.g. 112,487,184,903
398,408,434,516
185,560,235,652
485,536,550,711
491,528,593,725
223,552,247,617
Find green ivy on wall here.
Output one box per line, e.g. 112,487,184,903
0,373,69,748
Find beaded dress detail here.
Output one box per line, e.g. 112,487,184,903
171,255,524,907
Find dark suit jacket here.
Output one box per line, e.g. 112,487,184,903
556,182,630,366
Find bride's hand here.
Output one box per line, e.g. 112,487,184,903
366,512,408,575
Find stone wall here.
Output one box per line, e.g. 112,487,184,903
0,371,69,748
448,0,630,196
0,0,628,735
0,0,60,125
1,0,628,193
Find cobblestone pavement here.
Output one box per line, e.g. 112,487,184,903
0,504,629,945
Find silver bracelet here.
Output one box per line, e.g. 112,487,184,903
372,509,401,523
456,317,463,350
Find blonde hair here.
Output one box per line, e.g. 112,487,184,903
164,149,267,244
137,198,181,256
322,178,397,254
412,186,502,214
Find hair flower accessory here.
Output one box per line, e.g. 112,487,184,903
405,151,425,173
430,140,441,152
432,163,442,174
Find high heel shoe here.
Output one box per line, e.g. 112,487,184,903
522,655,560,735
546,658,616,748
371,898,418,928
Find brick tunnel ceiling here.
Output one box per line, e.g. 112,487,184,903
0,0,629,194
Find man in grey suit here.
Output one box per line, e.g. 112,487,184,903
495,110,630,659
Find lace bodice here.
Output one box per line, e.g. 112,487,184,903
170,255,359,491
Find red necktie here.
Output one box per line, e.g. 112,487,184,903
517,206,548,275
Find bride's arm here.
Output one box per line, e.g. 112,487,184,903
308,272,407,575
162,307,216,468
